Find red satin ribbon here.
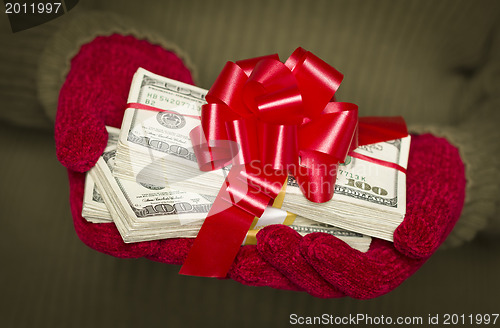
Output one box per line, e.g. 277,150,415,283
350,115,408,173
126,102,202,120
349,152,407,174
177,48,407,277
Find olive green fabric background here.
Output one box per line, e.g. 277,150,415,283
1,0,499,327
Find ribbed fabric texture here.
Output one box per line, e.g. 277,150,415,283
0,2,95,128
410,18,500,245
38,10,197,123
0,11,56,128
82,0,498,123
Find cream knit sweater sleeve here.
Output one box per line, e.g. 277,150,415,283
37,10,196,123
411,21,500,246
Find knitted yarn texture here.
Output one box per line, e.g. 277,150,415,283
55,34,194,172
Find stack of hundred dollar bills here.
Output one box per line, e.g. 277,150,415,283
82,68,409,252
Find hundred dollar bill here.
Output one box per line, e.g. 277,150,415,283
113,67,210,184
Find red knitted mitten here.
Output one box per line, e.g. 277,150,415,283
58,34,196,261
57,35,466,299
56,34,194,173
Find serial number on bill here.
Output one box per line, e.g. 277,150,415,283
5,2,62,14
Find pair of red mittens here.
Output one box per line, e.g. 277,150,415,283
57,34,465,299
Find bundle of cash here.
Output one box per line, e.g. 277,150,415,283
81,68,371,251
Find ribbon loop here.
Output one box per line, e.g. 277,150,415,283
201,103,239,143
260,122,299,171
243,58,304,123
206,61,251,118
247,58,299,95
255,87,304,124
299,102,358,164
287,48,344,118
236,53,280,77
190,125,236,171
294,154,339,204
225,119,260,166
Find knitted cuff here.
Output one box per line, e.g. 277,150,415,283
37,10,197,123
409,106,500,247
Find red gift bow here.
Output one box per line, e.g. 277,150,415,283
180,48,408,278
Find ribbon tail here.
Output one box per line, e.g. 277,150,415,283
357,116,408,146
179,167,255,277
179,197,255,278
294,159,338,203
190,125,238,171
